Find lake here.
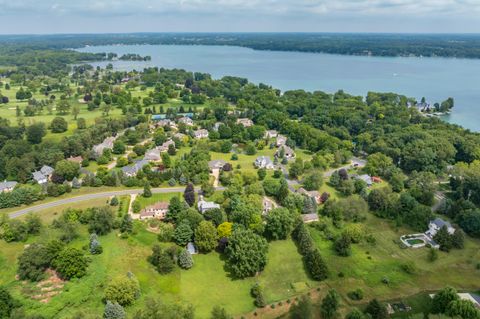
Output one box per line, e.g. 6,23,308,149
77,45,480,131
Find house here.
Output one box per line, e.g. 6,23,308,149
121,159,149,177
157,139,175,153
0,181,17,193
208,160,227,171
262,197,277,215
197,196,220,214
139,202,169,220
67,156,83,164
93,136,116,156
297,188,322,204
276,135,287,146
301,213,319,223
355,174,373,186
187,242,198,255
425,218,455,237
236,118,253,127
265,130,278,139
254,156,275,170
144,148,162,162
155,119,175,128
32,165,54,185
275,145,295,159
194,129,209,139
178,116,194,126
173,133,187,140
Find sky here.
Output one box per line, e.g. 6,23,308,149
0,0,479,34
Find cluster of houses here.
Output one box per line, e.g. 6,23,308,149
253,130,296,170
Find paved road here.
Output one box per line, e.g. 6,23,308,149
8,186,225,219
323,157,367,178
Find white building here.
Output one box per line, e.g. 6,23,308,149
197,196,220,213
32,165,54,185
254,156,275,170
194,129,209,139
139,202,169,220
426,218,455,237
0,181,17,193
265,130,278,139
236,118,254,127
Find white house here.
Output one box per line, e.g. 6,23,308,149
144,148,162,162
0,181,17,193
426,218,455,237
276,135,287,147
197,196,220,214
194,129,209,139
178,117,194,126
265,130,278,139
208,160,227,171
32,165,54,185
139,202,169,220
236,118,254,127
254,156,275,170
93,136,116,156
275,145,295,159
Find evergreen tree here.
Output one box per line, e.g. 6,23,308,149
365,299,388,319
320,289,340,319
183,183,196,207
104,300,126,319
178,249,194,269
143,182,152,198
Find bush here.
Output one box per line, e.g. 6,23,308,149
104,276,140,306
347,289,364,300
104,300,126,319
157,223,175,242
178,249,194,269
53,247,88,280
50,117,68,133
401,261,417,274
251,283,266,308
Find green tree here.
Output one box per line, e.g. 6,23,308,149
72,105,80,120
183,183,195,207
17,243,50,281
211,305,230,319
303,171,323,191
320,289,340,319
174,221,194,246
53,247,88,280
289,295,313,319
54,159,79,181
26,123,46,144
304,248,329,281
178,249,194,269
345,308,367,319
143,182,152,198
365,299,388,319
50,116,68,133
364,153,394,177
56,99,71,114
194,221,218,253
432,286,459,314
225,229,268,278
0,286,16,319
120,214,133,234
112,141,126,154
88,207,115,235
265,207,295,240
104,276,140,306
445,299,480,319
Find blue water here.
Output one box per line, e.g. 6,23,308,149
77,45,480,131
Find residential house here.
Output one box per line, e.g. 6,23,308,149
275,145,295,159
236,118,254,127
197,196,220,214
139,202,169,220
254,156,275,170
121,159,150,177
157,139,175,153
0,181,17,193
92,136,116,156
144,148,162,162
173,132,187,140
67,156,83,164
155,119,175,128
301,213,319,223
194,129,209,139
355,174,373,187
262,197,277,215
32,165,54,185
425,218,455,238
178,116,194,126
265,130,278,139
276,134,287,146
208,160,227,171
297,188,322,204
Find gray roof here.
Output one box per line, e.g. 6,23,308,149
40,165,54,176
431,218,452,229
255,156,273,166
0,181,17,191
356,174,373,185
32,171,47,182
122,159,150,175
208,160,227,169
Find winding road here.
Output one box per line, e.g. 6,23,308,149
8,186,225,219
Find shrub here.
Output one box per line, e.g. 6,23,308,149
104,276,140,306
347,289,364,300
401,261,417,274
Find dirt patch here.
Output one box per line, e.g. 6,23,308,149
22,269,65,303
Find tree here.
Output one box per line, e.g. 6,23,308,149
0,286,16,319
56,99,71,114
50,116,68,133
168,144,176,156
89,233,103,254
77,117,86,129
112,141,126,154
26,123,46,144
257,168,267,181
134,298,195,319
304,248,329,281
346,308,367,319
104,300,126,319
365,299,388,319
445,299,480,319
217,222,233,238
149,245,175,274
72,105,80,120
289,295,313,319
54,159,79,181
120,214,133,234
225,229,268,278
433,226,454,252
17,243,50,281
334,234,352,256
104,276,140,306
53,247,88,280
143,182,152,198
320,289,340,319
174,221,193,246
183,183,195,207
178,249,194,269
432,286,459,314
211,306,230,319
265,208,295,240
364,153,394,177
25,213,42,234
194,221,218,253
251,283,267,308
303,172,323,191
88,207,115,235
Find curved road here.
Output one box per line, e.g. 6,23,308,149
8,186,225,219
